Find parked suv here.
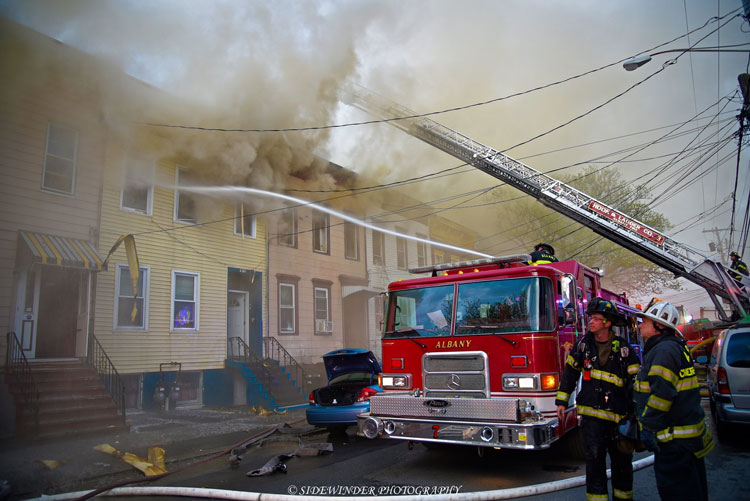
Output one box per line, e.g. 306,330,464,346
707,322,750,439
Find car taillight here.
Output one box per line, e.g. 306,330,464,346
308,391,316,404
717,367,730,394
356,387,378,402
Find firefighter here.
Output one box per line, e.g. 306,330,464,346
729,250,748,280
555,298,640,500
634,300,714,500
528,242,559,265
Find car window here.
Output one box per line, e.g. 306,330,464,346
330,372,377,385
726,331,750,368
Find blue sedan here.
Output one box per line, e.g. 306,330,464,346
306,348,382,431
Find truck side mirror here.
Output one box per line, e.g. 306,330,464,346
558,305,576,326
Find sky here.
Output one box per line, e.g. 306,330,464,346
1,0,748,317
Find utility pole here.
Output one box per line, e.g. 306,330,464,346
702,227,730,265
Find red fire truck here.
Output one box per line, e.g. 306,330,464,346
347,84,749,451
358,254,640,451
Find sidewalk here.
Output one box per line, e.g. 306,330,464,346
0,405,312,500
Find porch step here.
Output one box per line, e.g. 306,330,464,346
8,360,128,441
20,415,128,441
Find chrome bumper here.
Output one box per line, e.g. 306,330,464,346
357,413,558,449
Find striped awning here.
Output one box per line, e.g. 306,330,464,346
19,231,105,271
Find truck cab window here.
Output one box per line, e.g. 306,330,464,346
385,285,454,338
456,277,554,334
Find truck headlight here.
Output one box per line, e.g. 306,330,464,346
381,374,412,389
503,375,537,390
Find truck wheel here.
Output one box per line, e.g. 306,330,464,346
562,427,587,459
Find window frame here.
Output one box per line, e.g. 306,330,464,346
278,281,297,335
120,156,154,215
313,281,332,335
432,249,445,265
174,166,198,224
41,122,78,195
416,234,428,267
372,231,385,266
396,235,408,270
234,203,257,238
312,210,330,254
170,270,200,332
344,221,359,260
278,208,297,247
114,263,150,331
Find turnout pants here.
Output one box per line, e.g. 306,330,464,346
654,442,708,501
581,417,633,500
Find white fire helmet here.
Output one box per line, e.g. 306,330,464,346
638,301,680,333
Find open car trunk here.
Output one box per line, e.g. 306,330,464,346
313,382,371,406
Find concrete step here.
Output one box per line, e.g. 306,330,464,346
19,416,129,442
19,396,119,419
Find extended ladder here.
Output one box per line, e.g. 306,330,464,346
343,85,748,320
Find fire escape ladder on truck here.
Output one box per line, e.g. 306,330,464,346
341,85,749,321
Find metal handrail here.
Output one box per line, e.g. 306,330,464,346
5,332,39,431
227,336,272,389
263,336,311,391
86,333,126,418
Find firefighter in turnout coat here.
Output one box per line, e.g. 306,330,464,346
634,300,714,500
556,298,640,501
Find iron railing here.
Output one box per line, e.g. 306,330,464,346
5,332,39,431
86,333,126,418
263,336,312,392
227,336,272,389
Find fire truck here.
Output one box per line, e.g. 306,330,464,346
345,85,749,451
359,254,641,451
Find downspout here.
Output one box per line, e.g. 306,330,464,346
265,233,270,356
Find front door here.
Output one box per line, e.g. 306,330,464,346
35,266,80,358
227,291,248,356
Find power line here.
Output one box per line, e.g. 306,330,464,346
135,9,742,134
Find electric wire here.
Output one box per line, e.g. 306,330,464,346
135,9,743,135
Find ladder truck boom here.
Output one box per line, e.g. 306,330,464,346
343,85,749,320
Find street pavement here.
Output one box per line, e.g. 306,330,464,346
0,405,311,500
0,401,748,500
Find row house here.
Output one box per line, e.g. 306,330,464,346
0,18,484,436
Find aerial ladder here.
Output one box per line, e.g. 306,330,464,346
342,85,749,321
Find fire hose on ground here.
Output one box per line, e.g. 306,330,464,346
33,454,655,500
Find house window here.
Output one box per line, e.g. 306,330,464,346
115,264,148,330
279,282,296,334
171,271,199,331
432,249,445,265
234,203,256,238
42,123,78,194
278,208,297,247
372,231,385,266
417,236,428,267
312,211,329,254
344,222,359,260
396,236,408,270
314,285,331,335
174,167,198,223
121,156,153,215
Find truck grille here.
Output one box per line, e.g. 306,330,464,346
422,351,490,398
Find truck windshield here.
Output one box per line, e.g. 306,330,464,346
455,277,553,334
384,285,454,338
